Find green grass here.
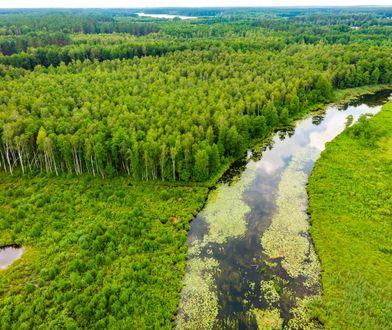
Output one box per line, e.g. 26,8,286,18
308,101,392,329
0,86,390,329
0,174,207,329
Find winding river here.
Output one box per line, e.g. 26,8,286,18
176,89,391,329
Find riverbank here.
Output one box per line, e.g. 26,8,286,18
307,100,392,329
0,86,389,329
176,88,391,328
241,84,392,174
332,83,392,105
129,84,391,190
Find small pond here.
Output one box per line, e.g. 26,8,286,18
0,245,25,270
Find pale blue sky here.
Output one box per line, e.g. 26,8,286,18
2,0,391,8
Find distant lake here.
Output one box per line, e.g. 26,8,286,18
136,13,197,20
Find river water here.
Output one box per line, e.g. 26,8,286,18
176,90,391,329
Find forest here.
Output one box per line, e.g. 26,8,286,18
0,9,391,181
0,7,391,329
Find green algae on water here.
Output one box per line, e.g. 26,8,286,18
177,165,257,328
200,165,257,246
259,280,280,307
287,296,322,330
261,148,321,288
252,308,283,330
176,257,219,330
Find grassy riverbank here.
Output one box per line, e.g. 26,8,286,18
308,100,392,329
332,84,392,104
0,86,389,329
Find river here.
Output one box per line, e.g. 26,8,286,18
176,89,391,329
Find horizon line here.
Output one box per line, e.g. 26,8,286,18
1,5,392,9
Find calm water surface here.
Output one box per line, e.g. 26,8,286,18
176,90,391,329
0,245,24,270
136,13,197,20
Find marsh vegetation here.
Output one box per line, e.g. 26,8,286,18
177,90,390,328
308,100,392,329
0,7,391,329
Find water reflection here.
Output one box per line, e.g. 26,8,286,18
312,114,325,126
136,12,197,20
338,89,391,110
177,90,391,329
0,245,24,270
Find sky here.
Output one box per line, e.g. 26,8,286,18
2,0,392,8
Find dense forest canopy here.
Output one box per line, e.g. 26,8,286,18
0,8,391,182
0,7,391,329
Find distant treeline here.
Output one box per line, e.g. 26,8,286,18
0,10,391,69
0,14,159,36
0,9,391,181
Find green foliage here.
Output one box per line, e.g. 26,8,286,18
0,174,207,329
308,101,392,329
252,308,283,330
194,149,209,181
1,44,390,181
0,8,391,328
261,148,321,288
349,113,380,146
0,9,391,182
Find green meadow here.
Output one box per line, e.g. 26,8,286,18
308,101,392,329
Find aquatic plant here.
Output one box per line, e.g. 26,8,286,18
259,280,280,307
175,257,219,330
201,164,257,246
177,165,257,327
252,308,283,330
261,147,321,288
201,185,250,245
287,296,322,330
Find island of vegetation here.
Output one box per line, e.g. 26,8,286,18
0,6,391,329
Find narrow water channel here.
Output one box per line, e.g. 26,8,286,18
176,89,391,329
